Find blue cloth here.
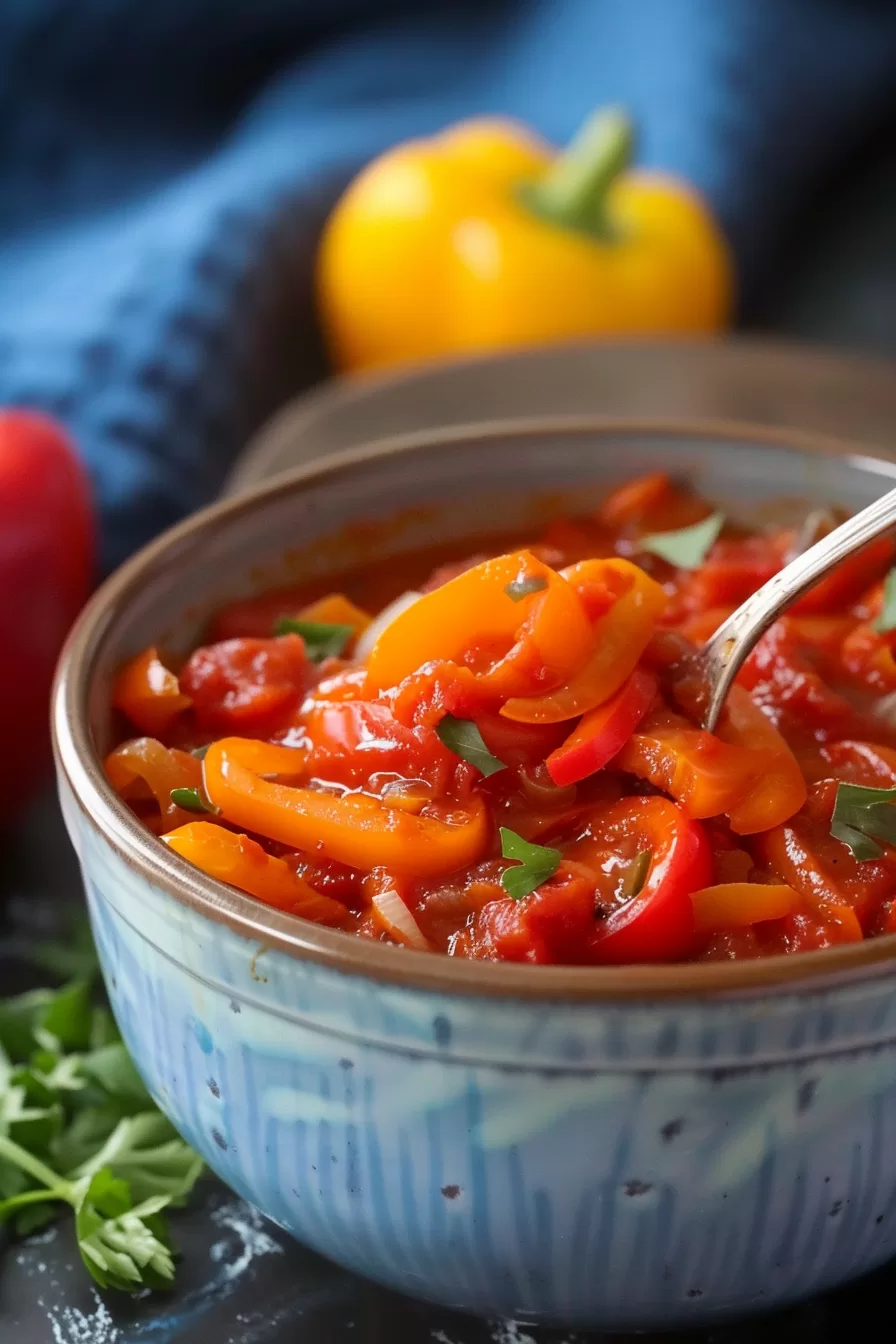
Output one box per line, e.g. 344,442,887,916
2,0,895,573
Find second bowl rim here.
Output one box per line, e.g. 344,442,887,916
53,415,896,1003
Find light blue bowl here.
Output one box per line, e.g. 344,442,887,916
52,421,896,1330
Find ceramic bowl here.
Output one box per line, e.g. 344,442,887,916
53,421,896,1331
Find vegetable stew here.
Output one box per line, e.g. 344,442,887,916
106,473,896,965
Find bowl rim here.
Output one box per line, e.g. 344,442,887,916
53,414,896,1003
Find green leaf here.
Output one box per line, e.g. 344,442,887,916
875,568,896,634
76,1170,176,1292
830,782,896,860
74,1112,204,1206
504,574,548,603
0,990,54,1064
272,618,353,662
14,1200,59,1238
169,787,220,815
53,1107,122,1176
641,511,725,570
40,981,94,1053
499,827,562,901
81,1043,152,1110
436,716,506,777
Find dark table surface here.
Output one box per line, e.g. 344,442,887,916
4,124,896,1343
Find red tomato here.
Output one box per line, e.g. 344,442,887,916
546,668,656,786
180,635,310,736
1,412,94,812
302,698,462,793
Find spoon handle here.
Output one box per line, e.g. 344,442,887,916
701,484,896,733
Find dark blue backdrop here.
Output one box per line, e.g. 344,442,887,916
2,0,895,571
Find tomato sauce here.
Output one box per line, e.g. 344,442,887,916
106,473,896,965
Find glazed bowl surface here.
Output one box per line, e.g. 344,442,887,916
53,420,896,1330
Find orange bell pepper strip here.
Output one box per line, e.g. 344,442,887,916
203,737,489,878
105,737,202,829
111,646,191,736
691,882,801,932
612,703,760,819
290,593,372,646
501,559,666,723
364,550,593,698
716,685,806,834
317,107,731,374
162,821,350,926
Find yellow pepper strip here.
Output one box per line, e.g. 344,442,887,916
162,821,350,926
317,107,732,373
105,737,203,830
203,738,489,878
691,883,801,932
111,646,192,736
501,559,666,723
364,550,592,697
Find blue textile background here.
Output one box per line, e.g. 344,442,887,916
1,0,895,572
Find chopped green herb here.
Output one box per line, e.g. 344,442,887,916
272,617,353,661
436,716,506,777
875,568,896,634
620,849,651,900
500,827,562,900
830,782,896,861
504,574,548,603
641,510,725,570
0,976,203,1292
169,787,219,815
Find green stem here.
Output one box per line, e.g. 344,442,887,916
0,1187,66,1218
520,106,634,242
0,1132,72,1203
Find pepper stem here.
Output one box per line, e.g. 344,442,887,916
521,107,634,242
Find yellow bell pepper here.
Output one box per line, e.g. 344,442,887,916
317,108,733,373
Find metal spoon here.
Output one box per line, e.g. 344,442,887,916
701,484,896,733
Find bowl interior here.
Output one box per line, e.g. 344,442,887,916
86,421,896,756
61,419,896,998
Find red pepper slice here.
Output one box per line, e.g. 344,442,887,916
545,668,657,787
569,797,711,964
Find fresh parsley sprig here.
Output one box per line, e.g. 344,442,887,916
500,827,562,900
830,782,896,861
0,957,203,1293
641,511,725,570
436,715,506,777
272,617,353,661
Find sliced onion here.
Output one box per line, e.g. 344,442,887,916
354,591,422,663
371,889,431,950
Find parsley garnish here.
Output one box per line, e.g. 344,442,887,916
830,782,896,860
500,827,562,900
436,716,506,777
272,617,354,661
875,569,896,634
641,511,725,570
0,962,203,1292
504,575,548,602
169,786,219,815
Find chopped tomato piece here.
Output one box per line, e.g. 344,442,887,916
181,634,310,736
